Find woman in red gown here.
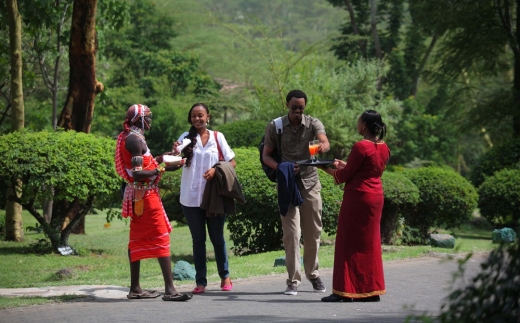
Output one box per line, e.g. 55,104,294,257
320,110,390,302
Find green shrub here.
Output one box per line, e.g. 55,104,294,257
319,171,344,236
470,138,520,187
399,225,427,246
438,242,520,322
0,129,120,251
381,171,420,245
216,120,267,148
229,147,343,255
403,167,478,241
229,148,282,255
158,170,185,224
478,168,520,227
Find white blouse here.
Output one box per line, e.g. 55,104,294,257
178,130,235,207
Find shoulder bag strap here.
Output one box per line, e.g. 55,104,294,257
214,130,225,161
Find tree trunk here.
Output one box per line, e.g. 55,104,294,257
56,0,103,234
5,0,25,242
369,0,384,91
370,0,383,60
43,185,54,224
514,0,520,135
344,0,367,54
411,34,438,97
496,0,520,134
57,0,102,133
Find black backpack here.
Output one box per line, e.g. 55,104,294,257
259,117,283,182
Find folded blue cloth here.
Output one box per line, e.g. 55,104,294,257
276,162,304,216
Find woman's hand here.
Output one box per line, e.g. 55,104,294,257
203,167,216,181
333,159,347,169
172,141,181,155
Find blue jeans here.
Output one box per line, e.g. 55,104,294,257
181,205,229,287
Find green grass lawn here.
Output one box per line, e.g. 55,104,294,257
0,209,497,309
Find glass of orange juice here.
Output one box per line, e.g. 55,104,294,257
309,141,317,162
313,140,320,162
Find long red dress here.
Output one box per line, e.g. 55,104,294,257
115,132,172,262
332,139,390,298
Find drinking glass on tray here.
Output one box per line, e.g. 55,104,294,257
309,140,319,163
312,140,320,162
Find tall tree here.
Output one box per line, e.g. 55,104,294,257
411,0,520,137
57,0,103,133
327,0,407,93
21,0,74,223
5,0,24,242
57,0,103,233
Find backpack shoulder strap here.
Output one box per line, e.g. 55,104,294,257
273,117,283,134
272,117,283,157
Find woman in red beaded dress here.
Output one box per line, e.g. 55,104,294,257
320,110,390,303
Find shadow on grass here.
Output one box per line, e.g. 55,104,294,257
171,253,195,263
452,233,492,240
0,245,38,255
171,252,223,263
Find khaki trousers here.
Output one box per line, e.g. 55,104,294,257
280,181,323,286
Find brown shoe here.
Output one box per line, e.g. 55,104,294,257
308,276,326,293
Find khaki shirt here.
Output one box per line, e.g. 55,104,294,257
264,114,326,189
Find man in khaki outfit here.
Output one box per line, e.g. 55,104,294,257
262,89,330,295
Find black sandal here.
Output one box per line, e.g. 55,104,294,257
162,293,193,301
127,290,161,299
321,294,353,302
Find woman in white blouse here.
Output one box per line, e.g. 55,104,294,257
173,103,236,294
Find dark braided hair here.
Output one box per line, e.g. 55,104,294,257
182,103,210,167
360,109,387,140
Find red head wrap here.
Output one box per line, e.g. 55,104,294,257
123,104,152,131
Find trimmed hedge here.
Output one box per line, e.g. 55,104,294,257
470,138,520,187
216,120,267,148
0,129,120,250
403,167,478,240
478,168,520,227
158,170,185,224
381,171,420,245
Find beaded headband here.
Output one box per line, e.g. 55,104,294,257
126,104,151,129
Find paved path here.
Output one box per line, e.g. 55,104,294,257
0,253,488,323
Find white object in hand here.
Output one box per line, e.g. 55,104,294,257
162,155,183,165
174,138,191,154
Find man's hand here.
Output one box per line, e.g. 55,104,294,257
294,163,300,175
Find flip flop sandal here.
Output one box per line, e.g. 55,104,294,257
127,290,161,299
162,293,193,302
